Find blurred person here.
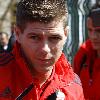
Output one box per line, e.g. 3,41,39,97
0,32,9,52
73,3,100,100
0,0,85,100
7,24,16,52
7,32,16,52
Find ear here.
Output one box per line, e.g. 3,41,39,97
14,25,22,43
87,18,90,28
87,18,93,28
64,26,69,36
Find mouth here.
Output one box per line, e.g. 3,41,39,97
91,39,100,43
92,41,100,44
36,58,54,66
35,57,55,67
37,58,52,62
39,58,51,62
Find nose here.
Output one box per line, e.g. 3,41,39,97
41,41,50,54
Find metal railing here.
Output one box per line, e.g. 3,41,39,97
63,0,97,64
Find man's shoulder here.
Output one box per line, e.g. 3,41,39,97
0,52,14,67
73,73,82,86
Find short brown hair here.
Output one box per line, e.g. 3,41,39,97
16,0,68,30
88,3,100,27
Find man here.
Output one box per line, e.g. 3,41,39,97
0,0,84,100
73,3,100,100
0,32,9,52
7,32,16,52
7,24,16,52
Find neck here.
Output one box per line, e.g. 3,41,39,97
32,68,53,87
27,61,53,87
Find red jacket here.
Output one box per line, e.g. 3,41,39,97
73,39,100,100
0,42,84,100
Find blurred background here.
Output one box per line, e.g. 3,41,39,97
0,0,99,63
0,0,16,37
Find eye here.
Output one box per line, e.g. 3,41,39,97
30,35,40,40
49,35,62,42
88,28,93,33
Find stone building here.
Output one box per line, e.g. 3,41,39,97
0,0,16,37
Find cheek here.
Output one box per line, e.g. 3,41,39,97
58,40,65,50
21,44,36,62
88,35,92,40
88,33,94,40
52,45,63,62
20,41,34,55
53,42,64,54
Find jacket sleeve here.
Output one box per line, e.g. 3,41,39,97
74,73,85,100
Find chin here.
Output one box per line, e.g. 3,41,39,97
40,67,53,73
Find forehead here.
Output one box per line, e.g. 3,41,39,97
23,21,64,34
87,18,100,29
90,9,100,27
0,33,7,38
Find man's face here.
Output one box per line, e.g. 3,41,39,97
15,21,67,74
87,18,100,50
0,33,8,46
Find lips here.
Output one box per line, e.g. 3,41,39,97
91,40,100,43
38,59,50,62
36,57,55,67
37,58,52,63
92,41,100,44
